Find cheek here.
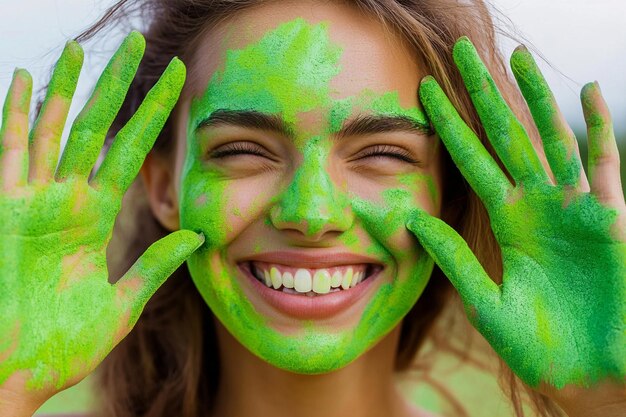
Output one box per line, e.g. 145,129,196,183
180,171,279,247
349,173,441,253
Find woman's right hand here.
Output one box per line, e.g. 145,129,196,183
0,32,203,414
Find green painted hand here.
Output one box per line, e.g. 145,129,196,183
0,32,203,402
408,38,626,390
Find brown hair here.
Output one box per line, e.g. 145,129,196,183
69,1,563,416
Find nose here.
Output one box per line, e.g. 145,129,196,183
269,148,353,241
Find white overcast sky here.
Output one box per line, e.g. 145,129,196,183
0,0,625,142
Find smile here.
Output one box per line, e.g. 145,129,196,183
249,261,381,295
236,254,385,320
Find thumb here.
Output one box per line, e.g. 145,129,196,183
406,208,501,319
115,230,204,326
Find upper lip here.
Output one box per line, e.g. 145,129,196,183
238,250,383,269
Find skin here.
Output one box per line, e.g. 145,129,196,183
0,3,622,417
145,3,625,416
0,32,203,414
178,16,438,375
410,38,625,412
144,3,440,416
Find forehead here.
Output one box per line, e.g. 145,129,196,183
187,1,422,108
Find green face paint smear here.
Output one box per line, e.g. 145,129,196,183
0,33,192,393
417,37,626,389
182,18,435,373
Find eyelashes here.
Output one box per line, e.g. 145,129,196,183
210,141,419,165
354,144,419,165
209,141,270,159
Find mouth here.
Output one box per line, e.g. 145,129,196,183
237,259,385,320
246,261,382,296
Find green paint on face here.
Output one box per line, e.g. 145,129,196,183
182,18,435,373
416,37,626,389
189,20,342,131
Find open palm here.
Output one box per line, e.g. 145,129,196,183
408,38,625,390
0,32,202,399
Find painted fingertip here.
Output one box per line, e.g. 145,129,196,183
580,81,610,122
127,30,146,44
160,57,187,92
580,81,599,100
580,81,605,112
455,35,472,46
13,67,31,79
406,208,427,231
12,68,33,95
420,75,436,85
167,56,187,75
122,30,147,56
452,36,476,60
65,40,84,58
593,80,602,95
419,76,444,101
452,37,485,76
514,44,529,53
196,232,205,244
510,45,535,74
418,76,443,107
63,42,85,72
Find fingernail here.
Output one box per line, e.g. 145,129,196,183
514,44,529,53
594,80,601,91
197,232,205,244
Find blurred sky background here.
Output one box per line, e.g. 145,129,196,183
0,0,625,144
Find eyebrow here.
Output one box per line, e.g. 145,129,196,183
196,109,433,138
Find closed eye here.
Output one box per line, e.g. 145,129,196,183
209,141,275,160
356,144,419,165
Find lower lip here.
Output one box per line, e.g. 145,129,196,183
238,263,381,320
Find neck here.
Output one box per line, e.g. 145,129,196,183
212,322,417,417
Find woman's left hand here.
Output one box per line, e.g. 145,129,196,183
407,37,625,415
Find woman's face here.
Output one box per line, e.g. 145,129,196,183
172,1,442,373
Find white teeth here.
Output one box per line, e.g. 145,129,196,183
270,267,282,290
331,271,342,288
341,267,353,290
312,270,331,294
253,263,372,294
294,269,312,293
282,272,294,288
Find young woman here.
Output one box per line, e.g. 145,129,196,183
0,1,624,416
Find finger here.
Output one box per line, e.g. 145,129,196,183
453,37,549,185
406,208,501,317
91,57,186,194
0,68,32,190
29,41,84,184
419,76,512,211
581,82,624,208
510,46,587,190
115,230,204,327
56,31,146,181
